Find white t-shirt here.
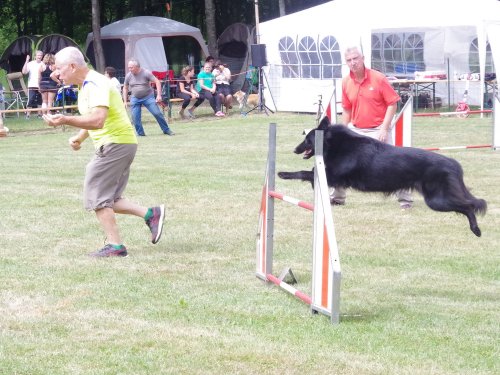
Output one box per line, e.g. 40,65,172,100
109,77,121,92
26,61,43,88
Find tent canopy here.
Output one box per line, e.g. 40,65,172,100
0,34,83,73
259,0,500,112
216,23,255,91
86,16,209,79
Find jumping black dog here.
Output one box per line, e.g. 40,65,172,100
278,118,487,237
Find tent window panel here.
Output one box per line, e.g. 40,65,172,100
383,34,403,74
298,36,320,79
163,36,203,75
371,34,383,73
279,36,299,78
469,38,494,74
403,33,425,74
322,65,342,79
379,33,425,77
319,36,342,79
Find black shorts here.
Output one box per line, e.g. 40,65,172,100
216,84,231,96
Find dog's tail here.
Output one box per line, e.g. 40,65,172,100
473,198,487,216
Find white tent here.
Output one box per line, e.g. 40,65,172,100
259,0,500,112
86,16,209,79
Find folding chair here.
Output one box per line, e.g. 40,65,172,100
4,72,29,117
152,70,177,98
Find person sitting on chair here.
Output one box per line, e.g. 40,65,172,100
213,60,233,113
193,63,224,118
176,65,201,119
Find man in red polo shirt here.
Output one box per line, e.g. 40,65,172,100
331,45,413,209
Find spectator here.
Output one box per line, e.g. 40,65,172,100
205,56,215,68
331,45,413,209
22,50,44,119
194,62,224,117
176,65,202,119
39,53,60,115
0,116,8,137
122,59,174,136
43,47,166,257
104,66,122,93
213,60,233,113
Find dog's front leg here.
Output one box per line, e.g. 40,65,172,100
278,170,315,188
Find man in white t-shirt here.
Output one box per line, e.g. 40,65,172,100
22,50,44,118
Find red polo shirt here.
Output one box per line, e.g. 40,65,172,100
342,68,400,128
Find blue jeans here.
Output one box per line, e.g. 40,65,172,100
130,93,171,136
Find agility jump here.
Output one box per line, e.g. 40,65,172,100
393,94,500,151
256,123,341,324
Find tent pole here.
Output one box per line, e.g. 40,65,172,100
447,57,451,111
254,1,260,44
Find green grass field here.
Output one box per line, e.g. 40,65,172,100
0,109,498,374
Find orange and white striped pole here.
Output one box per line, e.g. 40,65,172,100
257,124,342,324
256,123,276,281
393,96,413,147
311,131,341,324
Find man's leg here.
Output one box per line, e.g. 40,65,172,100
396,189,413,209
113,198,148,217
89,207,128,257
143,95,172,134
95,207,122,245
114,198,165,244
130,96,146,136
26,88,38,118
329,186,347,205
382,126,414,209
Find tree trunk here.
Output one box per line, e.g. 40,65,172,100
91,0,106,72
278,0,286,16
204,0,217,57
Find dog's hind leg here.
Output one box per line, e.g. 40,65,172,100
422,178,483,237
424,195,481,237
465,211,481,237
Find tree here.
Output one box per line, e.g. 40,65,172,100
204,0,217,57
279,0,286,16
91,0,105,72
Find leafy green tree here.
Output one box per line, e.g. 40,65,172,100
0,0,331,55
91,0,105,72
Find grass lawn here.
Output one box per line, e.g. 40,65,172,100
0,109,498,374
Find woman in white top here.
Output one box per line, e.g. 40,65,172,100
213,60,233,113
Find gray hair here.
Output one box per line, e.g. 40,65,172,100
55,47,86,67
128,59,140,67
344,45,364,57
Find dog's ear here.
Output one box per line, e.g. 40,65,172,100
318,116,331,130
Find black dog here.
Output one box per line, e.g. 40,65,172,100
278,118,487,237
